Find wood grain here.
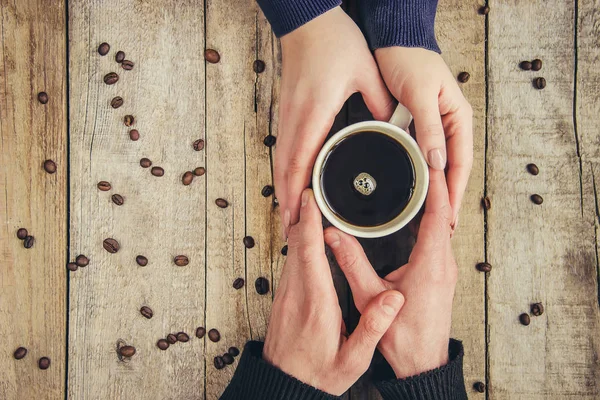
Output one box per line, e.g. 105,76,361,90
0,1,67,399
487,0,600,397
68,1,206,399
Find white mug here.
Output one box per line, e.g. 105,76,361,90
312,103,429,238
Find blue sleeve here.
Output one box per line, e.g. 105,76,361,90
256,0,342,37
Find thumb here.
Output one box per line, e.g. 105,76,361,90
357,65,395,121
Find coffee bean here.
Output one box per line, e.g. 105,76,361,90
110,96,123,109
119,345,136,357
214,356,225,370
255,277,270,295
193,167,206,176
174,255,189,266
261,185,274,197
166,334,178,344
129,129,140,141
476,262,492,272
104,72,119,85
243,236,255,249
208,329,220,342
531,302,544,316
176,332,190,342
519,313,531,326
16,228,28,240
530,194,543,205
124,115,135,126
13,347,27,360
531,59,542,71
140,306,153,319
478,5,489,15
519,61,532,71
103,238,120,253
281,245,288,256
482,196,491,211
115,51,125,63
38,92,48,104
112,194,124,206
193,139,205,151
228,346,240,357
97,181,111,191
98,42,110,56
204,49,220,64
24,236,35,249
233,277,245,290
151,167,164,177
136,255,148,266
196,327,206,339
222,353,234,365
457,72,470,83
43,159,57,174
263,135,276,147
67,262,78,271
140,158,152,168
215,198,228,208
526,163,539,175
38,357,50,370
533,77,546,89
182,171,194,186
253,60,266,73
76,254,89,267
473,381,485,393
121,60,134,70
157,339,169,350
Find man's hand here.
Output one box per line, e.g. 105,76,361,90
264,189,404,395
324,170,457,379
375,47,473,228
276,7,394,237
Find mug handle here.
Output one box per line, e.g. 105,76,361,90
388,103,413,131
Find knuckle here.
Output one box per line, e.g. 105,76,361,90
363,315,386,339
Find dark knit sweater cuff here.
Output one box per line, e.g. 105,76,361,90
359,0,440,53
256,0,342,37
374,339,467,400
220,341,341,400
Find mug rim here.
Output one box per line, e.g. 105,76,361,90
312,121,429,238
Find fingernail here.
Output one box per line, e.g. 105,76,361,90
428,148,446,170
382,293,403,316
325,231,340,249
301,190,309,207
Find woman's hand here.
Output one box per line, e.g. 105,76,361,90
276,7,394,237
324,170,457,379
264,189,404,395
375,47,473,228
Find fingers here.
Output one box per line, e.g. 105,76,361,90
357,65,395,121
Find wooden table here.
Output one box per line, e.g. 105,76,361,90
1,0,599,399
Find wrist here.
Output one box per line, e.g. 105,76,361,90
379,337,449,379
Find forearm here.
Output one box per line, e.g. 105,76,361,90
256,0,342,37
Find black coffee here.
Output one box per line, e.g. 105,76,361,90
320,131,415,227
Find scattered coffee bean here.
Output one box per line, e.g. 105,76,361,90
193,139,205,151
228,347,240,357
177,332,190,342
124,115,135,126
519,61,532,71
243,236,255,249
103,238,120,253
140,306,153,319
67,262,78,271
182,171,194,186
151,167,164,177
196,327,206,339
253,60,266,73
261,185,274,197
98,42,110,56
136,255,148,266
121,60,134,70
233,278,245,290
531,302,544,316
533,77,546,90
38,357,51,370
193,167,206,176
531,59,542,71
255,277,270,295
457,72,470,83
166,334,178,344
140,158,152,168
13,347,27,360
473,381,485,393
214,356,225,369
215,198,228,208
111,194,124,206
43,159,57,174
526,163,539,175
38,92,49,104
76,254,89,267
115,51,125,63
156,339,169,350
119,345,136,358
476,262,492,273
222,353,234,365
24,236,35,249
519,313,531,326
97,181,111,191
204,49,220,64
478,5,489,15
482,196,491,211
174,255,189,266
530,194,543,205
110,96,124,109
263,135,276,147
281,245,288,256
129,129,140,141
208,329,220,342
16,228,28,240
104,72,119,85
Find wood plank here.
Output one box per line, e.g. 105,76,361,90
68,1,206,399
487,0,600,397
0,1,67,399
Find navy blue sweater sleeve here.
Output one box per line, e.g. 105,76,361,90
256,0,342,37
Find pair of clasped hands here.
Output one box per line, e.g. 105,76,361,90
261,7,473,395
